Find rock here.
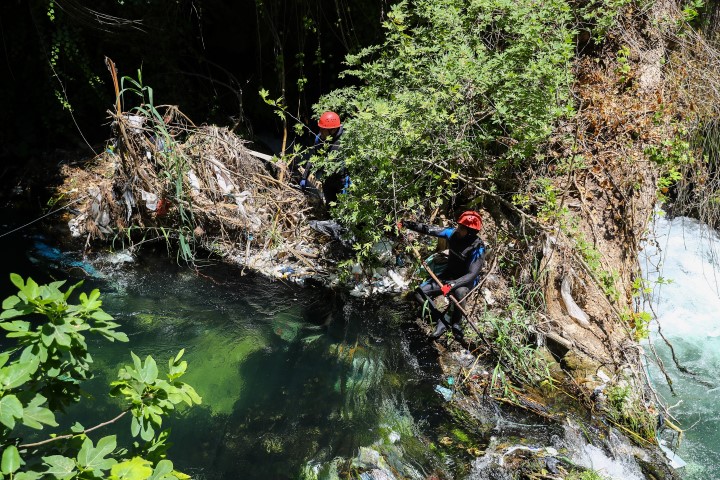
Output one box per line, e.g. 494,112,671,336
359,469,395,480
562,350,600,377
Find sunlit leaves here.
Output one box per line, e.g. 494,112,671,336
1,445,21,475
0,395,23,429
0,275,196,479
112,350,202,442
77,435,118,472
313,0,575,245
42,455,76,479
110,457,153,480
21,394,58,429
0,357,39,390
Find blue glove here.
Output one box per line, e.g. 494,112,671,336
299,179,307,189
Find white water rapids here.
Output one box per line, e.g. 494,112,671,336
641,214,720,479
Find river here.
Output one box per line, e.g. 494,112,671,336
641,214,720,479
0,223,487,479
0,210,699,479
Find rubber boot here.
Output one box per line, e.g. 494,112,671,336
430,311,450,339
450,322,464,339
430,320,447,339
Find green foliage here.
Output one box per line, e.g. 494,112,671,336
604,381,656,442
45,0,104,113
0,275,199,479
478,293,551,392
578,0,632,42
615,45,632,83
681,0,705,22
306,0,575,246
566,470,612,480
111,350,201,442
627,276,672,340
645,133,693,201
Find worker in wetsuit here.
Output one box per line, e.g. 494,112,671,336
298,111,349,206
400,211,485,339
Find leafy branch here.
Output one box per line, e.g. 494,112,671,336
0,274,200,480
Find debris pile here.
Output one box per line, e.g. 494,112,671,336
57,107,334,281
56,107,417,292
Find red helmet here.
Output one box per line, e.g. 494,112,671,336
318,111,342,129
458,211,482,231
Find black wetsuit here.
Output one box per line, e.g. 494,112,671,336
405,221,485,333
301,126,348,205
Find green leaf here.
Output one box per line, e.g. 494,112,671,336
0,303,32,320
63,280,83,301
91,310,114,322
15,471,43,480
130,416,141,437
181,385,201,406
0,394,24,429
9,273,25,290
91,327,129,343
22,394,58,429
147,459,175,480
174,349,185,363
0,357,40,389
110,457,153,480
77,435,117,471
22,278,40,301
1,445,21,475
42,454,77,479
41,323,72,348
139,356,158,384
0,320,31,333
67,422,84,433
140,419,155,441
2,294,21,310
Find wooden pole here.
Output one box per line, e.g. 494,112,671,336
409,244,481,336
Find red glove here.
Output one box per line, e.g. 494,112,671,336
441,283,453,296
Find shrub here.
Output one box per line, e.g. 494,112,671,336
313,0,575,249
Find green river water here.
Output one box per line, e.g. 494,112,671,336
1,233,482,479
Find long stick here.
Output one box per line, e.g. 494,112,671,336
409,244,481,336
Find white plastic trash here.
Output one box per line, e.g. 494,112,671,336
141,190,158,211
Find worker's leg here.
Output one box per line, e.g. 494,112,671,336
322,174,344,205
414,281,449,338
448,286,470,337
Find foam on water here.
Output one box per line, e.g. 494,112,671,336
641,214,720,478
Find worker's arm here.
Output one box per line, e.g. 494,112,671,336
402,221,454,239
298,134,324,185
